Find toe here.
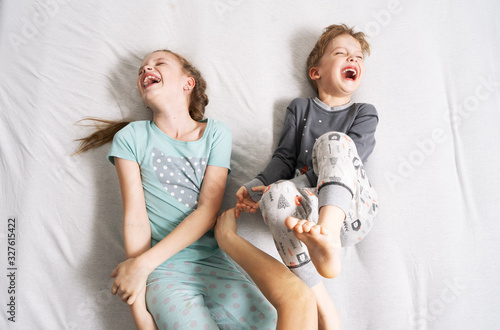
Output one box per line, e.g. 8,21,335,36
309,224,321,235
294,221,306,233
301,221,315,233
285,216,300,230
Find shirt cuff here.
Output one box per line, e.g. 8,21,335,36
243,178,265,202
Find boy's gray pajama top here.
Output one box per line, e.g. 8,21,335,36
244,97,379,287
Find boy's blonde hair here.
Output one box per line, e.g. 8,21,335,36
307,24,371,92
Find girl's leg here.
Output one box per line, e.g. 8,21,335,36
259,180,322,287
215,209,318,330
200,251,277,329
146,254,277,330
145,273,219,330
311,281,341,330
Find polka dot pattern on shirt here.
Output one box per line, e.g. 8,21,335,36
152,147,208,209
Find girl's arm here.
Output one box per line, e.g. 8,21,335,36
111,164,228,305
130,290,157,330
116,158,151,259
113,157,156,329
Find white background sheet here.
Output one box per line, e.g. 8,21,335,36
1,0,500,329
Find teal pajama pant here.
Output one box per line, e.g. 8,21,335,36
260,132,379,287
145,249,277,330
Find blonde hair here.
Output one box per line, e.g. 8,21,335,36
74,50,208,155
306,24,371,92
156,50,208,121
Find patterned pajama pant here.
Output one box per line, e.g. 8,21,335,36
260,132,378,286
146,249,277,330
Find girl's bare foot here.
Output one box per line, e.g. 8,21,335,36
285,216,342,278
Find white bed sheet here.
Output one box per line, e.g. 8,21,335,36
1,0,500,329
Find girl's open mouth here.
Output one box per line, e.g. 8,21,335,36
143,73,161,88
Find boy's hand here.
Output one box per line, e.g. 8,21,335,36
235,185,266,218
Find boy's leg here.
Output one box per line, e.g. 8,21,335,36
286,132,378,278
314,132,378,245
286,205,344,278
259,180,322,287
260,182,342,328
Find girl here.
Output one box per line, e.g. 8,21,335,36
76,50,277,329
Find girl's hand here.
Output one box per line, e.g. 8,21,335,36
235,185,266,218
110,257,151,305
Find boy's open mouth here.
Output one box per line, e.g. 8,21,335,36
143,73,161,88
341,66,358,81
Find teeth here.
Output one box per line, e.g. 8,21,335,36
143,75,161,86
342,68,357,76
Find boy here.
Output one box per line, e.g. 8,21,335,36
236,24,379,329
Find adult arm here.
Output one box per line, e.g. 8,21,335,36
215,209,317,330
111,164,228,305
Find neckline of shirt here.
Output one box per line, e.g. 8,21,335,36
313,97,353,112
150,118,210,144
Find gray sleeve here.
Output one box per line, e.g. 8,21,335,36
243,178,265,202
255,106,298,185
348,104,379,163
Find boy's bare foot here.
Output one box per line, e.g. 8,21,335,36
285,217,342,278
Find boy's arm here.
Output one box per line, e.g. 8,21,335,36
241,106,299,203
257,107,299,183
347,103,379,163
241,178,266,203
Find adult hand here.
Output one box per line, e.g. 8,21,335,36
110,257,151,305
